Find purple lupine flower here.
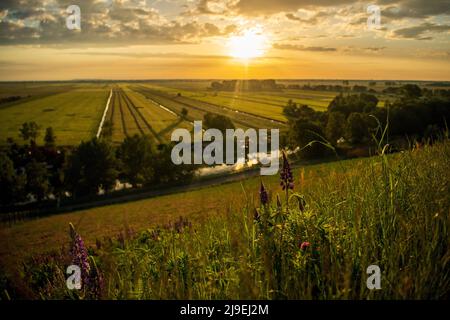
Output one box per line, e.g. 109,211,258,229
259,182,269,206
280,151,294,191
69,223,90,288
86,257,104,299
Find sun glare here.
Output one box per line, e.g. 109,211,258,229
227,29,269,60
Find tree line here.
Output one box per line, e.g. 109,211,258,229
0,125,195,207
283,84,450,159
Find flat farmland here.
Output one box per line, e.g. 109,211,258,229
151,81,387,114
0,81,389,147
0,84,110,146
134,84,287,130
0,82,77,102
137,83,289,121
142,82,333,110
106,85,192,143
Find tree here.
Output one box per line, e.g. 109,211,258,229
283,103,323,123
152,143,195,185
325,112,346,145
203,113,235,133
25,159,50,202
289,119,329,159
0,152,26,205
116,134,154,187
44,127,56,147
19,122,40,143
402,84,422,98
65,138,118,197
346,113,368,143
181,108,188,119
328,94,378,116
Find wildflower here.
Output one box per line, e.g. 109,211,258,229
280,151,294,191
174,216,191,233
86,256,104,299
259,182,269,206
253,208,260,222
300,241,311,250
69,223,90,288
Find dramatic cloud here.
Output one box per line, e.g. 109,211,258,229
380,0,450,21
0,0,449,52
183,0,232,16
392,23,450,40
0,0,236,46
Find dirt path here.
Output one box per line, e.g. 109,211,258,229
96,88,113,138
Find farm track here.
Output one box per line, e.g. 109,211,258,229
96,89,113,138
133,86,198,120
120,88,163,144
107,87,163,143
109,89,115,123
118,89,145,136
116,89,129,137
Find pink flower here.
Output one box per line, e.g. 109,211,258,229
300,241,310,250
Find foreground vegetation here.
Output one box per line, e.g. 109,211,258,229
2,139,449,299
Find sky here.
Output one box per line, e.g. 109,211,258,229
0,0,449,81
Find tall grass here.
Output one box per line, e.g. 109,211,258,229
10,140,450,299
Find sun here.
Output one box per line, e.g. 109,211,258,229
227,28,269,60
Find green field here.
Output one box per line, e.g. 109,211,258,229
0,81,394,146
104,85,193,144
132,84,284,130
0,84,110,146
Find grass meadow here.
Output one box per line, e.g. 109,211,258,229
0,84,110,146
1,139,449,299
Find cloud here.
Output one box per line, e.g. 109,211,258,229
285,11,330,24
183,0,232,16
233,0,355,15
380,0,450,21
364,46,386,51
0,0,236,46
392,22,450,40
273,43,337,52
